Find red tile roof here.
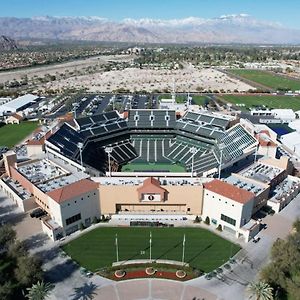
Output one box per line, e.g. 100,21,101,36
137,177,167,193
27,131,52,146
11,113,23,120
47,179,99,204
256,130,277,147
204,179,254,204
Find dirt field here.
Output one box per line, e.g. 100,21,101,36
44,65,254,93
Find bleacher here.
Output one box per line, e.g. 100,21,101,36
46,109,257,176
183,111,231,129
108,140,137,164
176,119,225,140
75,111,120,130
47,124,85,159
128,110,176,129
219,124,257,161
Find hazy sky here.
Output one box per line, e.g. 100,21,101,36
2,0,300,29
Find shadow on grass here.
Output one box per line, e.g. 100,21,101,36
70,282,98,300
155,241,182,260
186,243,213,265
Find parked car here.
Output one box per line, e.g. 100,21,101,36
30,208,47,218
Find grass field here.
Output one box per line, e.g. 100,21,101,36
0,121,39,148
121,162,186,172
62,227,240,272
158,94,208,106
229,69,300,91
221,95,300,111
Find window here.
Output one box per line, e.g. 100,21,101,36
66,213,81,226
221,214,236,226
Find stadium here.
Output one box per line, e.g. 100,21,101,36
46,109,257,177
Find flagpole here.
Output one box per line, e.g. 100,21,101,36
115,234,119,262
182,234,186,264
149,232,152,262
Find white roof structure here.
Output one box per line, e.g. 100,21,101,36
271,109,296,121
280,132,300,157
0,94,39,114
288,119,300,132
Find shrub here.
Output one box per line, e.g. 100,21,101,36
217,224,223,231
92,216,99,224
79,223,85,231
194,216,202,223
204,216,210,225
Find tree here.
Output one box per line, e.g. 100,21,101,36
0,225,16,249
0,281,14,300
15,255,43,286
217,224,223,231
247,281,274,300
293,219,300,233
26,281,53,300
204,216,210,225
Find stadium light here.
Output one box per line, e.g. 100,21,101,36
77,142,84,176
190,147,197,177
105,147,113,177
218,147,224,180
72,103,80,119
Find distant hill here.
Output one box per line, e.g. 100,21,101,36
0,15,300,44
0,35,18,51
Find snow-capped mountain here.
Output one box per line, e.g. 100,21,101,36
0,14,299,44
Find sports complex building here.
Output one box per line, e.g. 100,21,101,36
1,109,300,242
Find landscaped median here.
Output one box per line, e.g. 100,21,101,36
97,263,200,281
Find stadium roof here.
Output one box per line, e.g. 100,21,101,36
0,94,39,110
47,179,99,203
204,179,254,204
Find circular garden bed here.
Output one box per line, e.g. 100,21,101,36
175,270,187,279
145,267,156,275
114,270,126,278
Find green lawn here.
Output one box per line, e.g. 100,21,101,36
221,95,300,111
158,94,208,106
229,69,300,91
158,94,186,103
62,227,240,272
0,121,39,148
121,162,186,172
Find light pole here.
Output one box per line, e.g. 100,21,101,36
105,147,113,177
77,142,84,177
218,147,224,180
149,231,152,262
190,147,197,177
254,144,258,163
72,103,80,119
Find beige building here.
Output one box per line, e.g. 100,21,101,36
98,177,203,216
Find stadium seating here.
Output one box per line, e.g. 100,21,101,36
46,109,257,176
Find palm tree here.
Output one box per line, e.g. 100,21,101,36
26,281,53,300
247,281,274,300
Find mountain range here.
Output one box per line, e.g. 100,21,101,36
0,35,18,50
0,14,300,44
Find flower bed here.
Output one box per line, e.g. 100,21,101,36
114,270,126,278
145,267,156,275
175,270,186,279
